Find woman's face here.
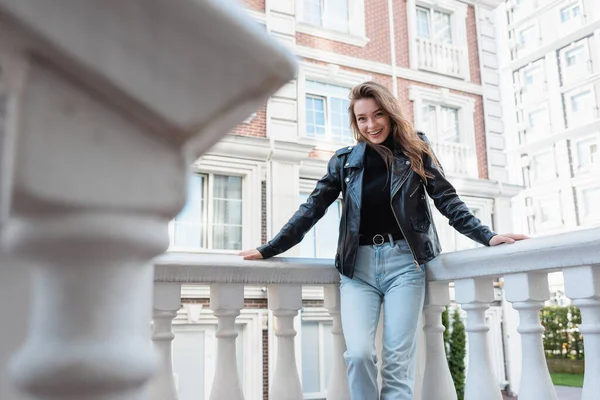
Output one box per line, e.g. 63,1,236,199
353,98,392,145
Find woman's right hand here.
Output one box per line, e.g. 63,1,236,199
239,249,264,260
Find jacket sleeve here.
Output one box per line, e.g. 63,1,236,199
419,133,497,246
257,154,343,258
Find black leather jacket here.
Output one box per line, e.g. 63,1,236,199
258,133,497,278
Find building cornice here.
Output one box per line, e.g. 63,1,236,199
450,175,524,198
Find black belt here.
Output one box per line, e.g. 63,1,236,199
359,232,403,246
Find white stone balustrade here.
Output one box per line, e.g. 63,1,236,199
430,141,477,177
415,37,466,78
0,1,296,399
153,228,600,400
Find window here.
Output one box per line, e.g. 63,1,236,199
580,186,600,220
565,87,597,127
301,320,334,398
561,2,582,23
416,6,452,44
305,80,352,144
528,107,548,131
559,39,592,85
529,151,556,183
297,193,341,258
575,136,599,170
299,0,349,33
536,196,561,225
565,46,586,67
421,103,460,143
171,173,243,251
513,60,546,104
519,25,537,47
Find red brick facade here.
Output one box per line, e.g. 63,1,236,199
242,0,265,12
467,5,483,85
229,104,267,138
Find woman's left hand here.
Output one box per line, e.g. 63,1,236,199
489,233,530,246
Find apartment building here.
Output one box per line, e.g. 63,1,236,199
167,0,520,398
495,0,600,308
498,0,600,237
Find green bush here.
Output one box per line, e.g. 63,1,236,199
540,306,584,360
448,309,466,400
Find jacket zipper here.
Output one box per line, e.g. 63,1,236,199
391,171,422,271
409,183,420,198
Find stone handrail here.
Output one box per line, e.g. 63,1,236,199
152,227,600,400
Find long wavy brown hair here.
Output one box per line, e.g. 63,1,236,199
348,81,438,182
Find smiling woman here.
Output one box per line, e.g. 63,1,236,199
241,80,528,400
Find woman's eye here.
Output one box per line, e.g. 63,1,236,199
376,113,383,117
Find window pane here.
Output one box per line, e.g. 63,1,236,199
577,138,598,168
571,90,592,112
528,107,547,128
298,193,341,258
582,187,600,218
322,322,334,387
440,106,459,142
538,197,560,223
531,152,555,182
433,10,452,44
565,46,585,67
301,0,323,26
173,174,205,248
324,0,349,33
302,321,321,393
421,104,437,140
416,7,430,39
212,175,243,250
330,98,352,143
306,96,327,138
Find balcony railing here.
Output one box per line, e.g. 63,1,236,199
430,141,478,177
415,38,466,79
152,227,600,400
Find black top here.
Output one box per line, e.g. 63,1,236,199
359,136,403,240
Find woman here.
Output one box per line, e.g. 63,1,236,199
240,81,526,399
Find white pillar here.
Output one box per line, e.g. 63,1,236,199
504,273,558,400
209,283,245,400
454,278,502,400
268,284,303,400
422,282,457,400
563,266,600,400
324,284,350,400
150,283,182,400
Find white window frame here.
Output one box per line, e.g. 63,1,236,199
406,0,470,81
559,1,584,34
296,0,368,47
172,307,264,400
298,307,334,399
572,132,600,173
298,62,371,151
576,183,600,225
564,84,599,128
533,192,563,231
559,39,592,86
527,148,557,185
517,102,550,142
167,155,262,254
516,23,539,51
409,85,477,172
513,59,547,105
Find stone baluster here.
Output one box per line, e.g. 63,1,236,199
454,278,502,400
268,284,303,400
150,283,182,400
422,282,457,400
324,285,350,400
209,283,245,400
503,273,558,400
563,266,600,400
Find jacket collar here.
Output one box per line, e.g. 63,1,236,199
344,140,410,169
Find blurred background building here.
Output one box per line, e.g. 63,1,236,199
496,0,600,304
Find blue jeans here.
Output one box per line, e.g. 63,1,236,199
339,239,426,400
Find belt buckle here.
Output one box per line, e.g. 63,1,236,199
373,234,385,246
